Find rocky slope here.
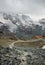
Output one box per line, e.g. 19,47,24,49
0,45,45,65
0,12,45,40
0,12,45,65
0,24,18,40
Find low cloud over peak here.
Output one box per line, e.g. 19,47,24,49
0,0,45,20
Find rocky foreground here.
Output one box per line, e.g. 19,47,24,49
0,45,45,65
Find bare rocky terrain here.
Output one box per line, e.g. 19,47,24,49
0,13,45,65
0,45,45,65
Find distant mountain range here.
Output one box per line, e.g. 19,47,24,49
0,12,45,40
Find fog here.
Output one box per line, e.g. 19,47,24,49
0,0,45,20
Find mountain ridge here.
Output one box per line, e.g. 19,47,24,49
0,12,45,40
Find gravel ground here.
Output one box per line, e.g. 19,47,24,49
0,45,45,65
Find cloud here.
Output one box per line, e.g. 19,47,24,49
0,0,45,20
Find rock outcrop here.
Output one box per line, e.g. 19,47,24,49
0,45,45,65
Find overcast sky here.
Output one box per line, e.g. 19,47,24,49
0,0,45,21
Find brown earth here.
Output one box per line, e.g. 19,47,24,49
32,36,45,39
0,35,45,47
